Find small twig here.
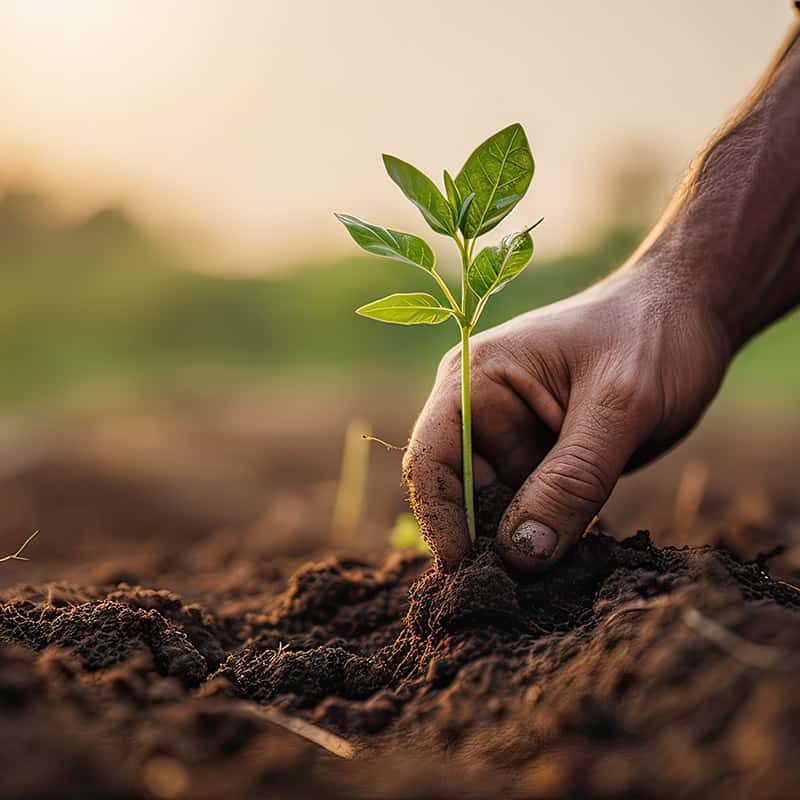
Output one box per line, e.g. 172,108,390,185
362,434,407,452
602,596,673,626
673,461,709,532
681,606,794,671
583,515,601,536
0,530,39,563
236,701,357,759
775,578,800,596
604,597,796,670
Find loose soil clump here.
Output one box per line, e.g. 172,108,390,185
2,483,800,798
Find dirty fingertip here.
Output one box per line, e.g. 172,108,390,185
496,520,559,573
429,526,471,573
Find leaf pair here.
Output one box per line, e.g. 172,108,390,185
337,123,534,261
381,122,534,240
334,213,451,325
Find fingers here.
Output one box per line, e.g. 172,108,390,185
403,372,472,572
470,354,560,491
496,388,646,573
473,409,556,491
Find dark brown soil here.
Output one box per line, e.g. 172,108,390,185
1,409,800,799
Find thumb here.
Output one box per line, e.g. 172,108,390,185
496,390,644,573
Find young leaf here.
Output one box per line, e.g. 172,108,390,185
455,123,534,239
382,155,456,236
468,229,534,298
356,292,455,325
443,169,460,211
390,512,430,555
457,192,475,231
334,213,436,272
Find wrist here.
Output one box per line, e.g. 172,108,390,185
634,193,800,357
623,24,800,354
619,229,737,367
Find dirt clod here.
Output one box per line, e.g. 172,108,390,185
2,473,800,798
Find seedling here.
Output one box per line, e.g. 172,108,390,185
336,123,540,542
389,512,430,555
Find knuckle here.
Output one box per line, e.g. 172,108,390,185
437,346,461,381
583,372,659,441
470,335,504,365
537,446,611,512
602,363,658,415
468,363,497,398
597,375,639,415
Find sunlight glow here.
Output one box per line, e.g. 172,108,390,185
0,1,792,268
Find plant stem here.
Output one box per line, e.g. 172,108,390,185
456,234,476,325
454,231,477,542
460,322,476,542
431,270,460,315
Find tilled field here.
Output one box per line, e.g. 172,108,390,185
1,402,798,799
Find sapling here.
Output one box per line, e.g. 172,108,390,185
336,123,540,542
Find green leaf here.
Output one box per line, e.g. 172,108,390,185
455,123,534,238
443,169,460,211
468,229,534,298
334,213,435,272
382,155,456,236
356,293,455,325
390,512,430,555
457,192,475,231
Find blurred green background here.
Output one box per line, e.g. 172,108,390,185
2,3,797,424
1,186,797,415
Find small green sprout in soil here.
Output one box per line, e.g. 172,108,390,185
390,511,430,555
336,123,540,541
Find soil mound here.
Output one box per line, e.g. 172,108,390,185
2,488,800,797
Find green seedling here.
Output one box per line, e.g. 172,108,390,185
336,123,540,542
389,512,430,555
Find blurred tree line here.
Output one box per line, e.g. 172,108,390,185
0,185,797,410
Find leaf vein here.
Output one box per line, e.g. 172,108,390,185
473,126,520,234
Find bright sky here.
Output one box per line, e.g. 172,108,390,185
0,1,793,269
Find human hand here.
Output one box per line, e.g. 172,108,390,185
402,262,732,572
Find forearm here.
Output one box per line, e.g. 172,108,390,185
635,22,800,352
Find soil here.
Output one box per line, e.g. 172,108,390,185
1,405,800,799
